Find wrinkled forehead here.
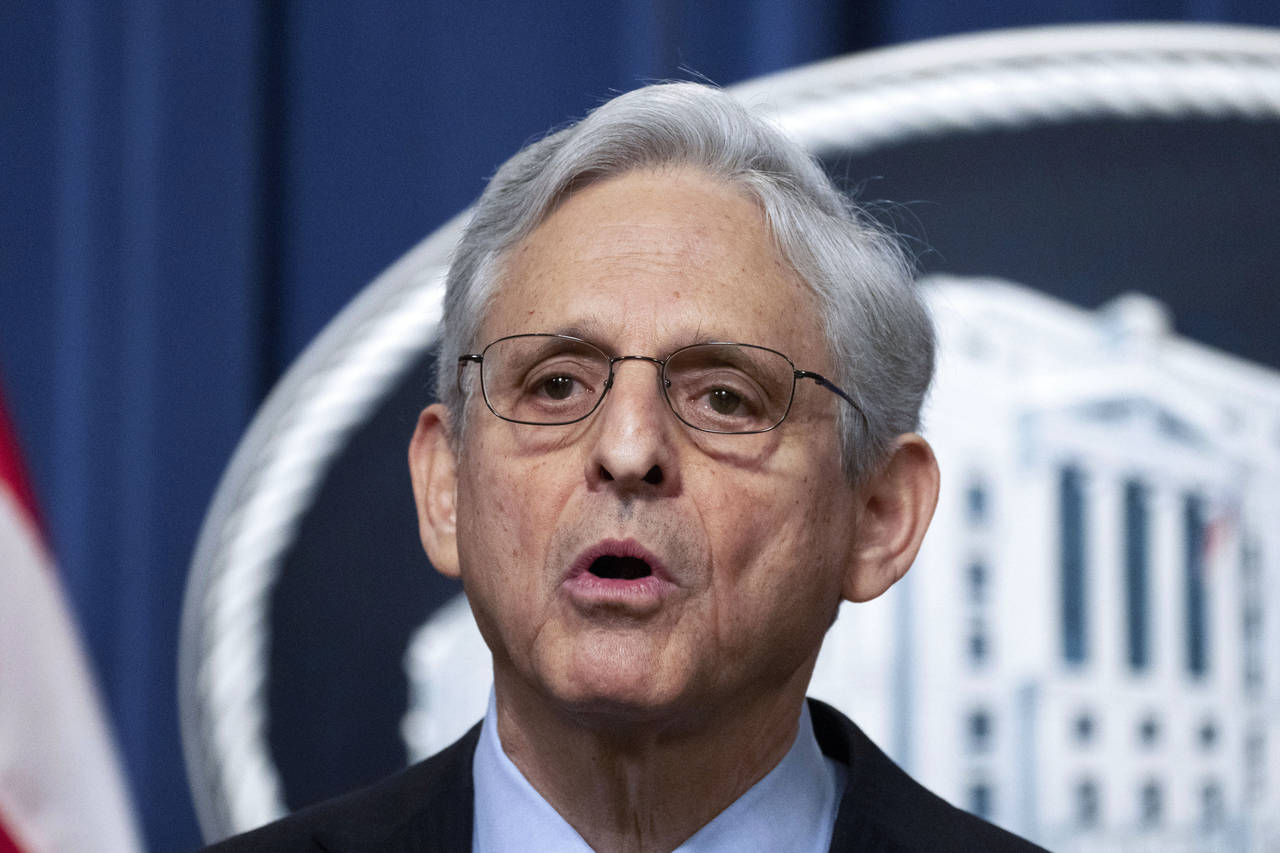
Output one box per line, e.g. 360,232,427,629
475,169,828,365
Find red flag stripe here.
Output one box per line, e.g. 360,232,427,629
0,383,43,542
0,812,28,853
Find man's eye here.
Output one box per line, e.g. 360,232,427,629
540,375,576,400
707,387,743,415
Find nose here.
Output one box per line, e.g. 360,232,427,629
585,357,677,493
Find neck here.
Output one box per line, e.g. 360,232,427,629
493,671,813,853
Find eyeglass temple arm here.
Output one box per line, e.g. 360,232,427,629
795,370,869,428
457,354,483,391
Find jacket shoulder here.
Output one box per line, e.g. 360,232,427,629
809,699,1047,853
201,723,479,853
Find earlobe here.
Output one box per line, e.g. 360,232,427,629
843,434,940,603
408,403,461,579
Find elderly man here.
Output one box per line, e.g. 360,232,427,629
209,83,1041,852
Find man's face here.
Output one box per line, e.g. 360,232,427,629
450,168,862,727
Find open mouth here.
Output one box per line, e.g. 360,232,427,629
565,539,672,597
565,540,672,606
588,555,653,580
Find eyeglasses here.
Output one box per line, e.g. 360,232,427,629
457,333,863,435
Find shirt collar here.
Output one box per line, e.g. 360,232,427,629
472,692,846,853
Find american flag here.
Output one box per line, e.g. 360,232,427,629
0,382,141,853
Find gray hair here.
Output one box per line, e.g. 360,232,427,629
435,82,934,481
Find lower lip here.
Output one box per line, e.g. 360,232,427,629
562,572,676,611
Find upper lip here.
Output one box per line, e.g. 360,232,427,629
566,538,674,583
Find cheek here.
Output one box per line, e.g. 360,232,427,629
454,446,569,666
704,465,844,623
456,436,570,592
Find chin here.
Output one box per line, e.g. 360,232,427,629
554,692,695,736
547,654,691,727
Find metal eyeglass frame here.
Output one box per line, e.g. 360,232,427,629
457,332,866,435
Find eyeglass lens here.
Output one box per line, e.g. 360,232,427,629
479,335,796,433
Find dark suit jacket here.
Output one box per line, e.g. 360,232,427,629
205,699,1045,852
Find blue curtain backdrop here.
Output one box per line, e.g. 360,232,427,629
2,2,1278,850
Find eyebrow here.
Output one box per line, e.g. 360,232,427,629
545,323,598,341
531,324,612,355
534,324,740,355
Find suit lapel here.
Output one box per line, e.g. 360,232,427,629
311,724,479,853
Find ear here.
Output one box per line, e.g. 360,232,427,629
408,403,461,579
843,433,940,603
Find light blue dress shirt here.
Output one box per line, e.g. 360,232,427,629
472,692,848,852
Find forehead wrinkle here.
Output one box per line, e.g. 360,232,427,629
496,272,815,358
579,220,727,263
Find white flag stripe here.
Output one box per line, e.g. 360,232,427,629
0,485,142,853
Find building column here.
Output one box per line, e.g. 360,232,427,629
1087,471,1122,682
